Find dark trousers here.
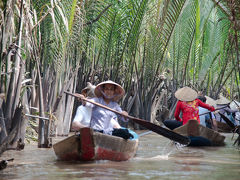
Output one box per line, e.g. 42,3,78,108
94,129,133,140
112,128,133,140
188,136,212,146
163,120,183,130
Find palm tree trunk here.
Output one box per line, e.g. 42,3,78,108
36,58,48,147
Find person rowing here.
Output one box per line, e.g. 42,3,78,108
71,82,121,131
173,87,218,146
215,96,240,126
77,80,133,140
163,86,215,130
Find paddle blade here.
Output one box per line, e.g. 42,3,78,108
131,118,190,145
219,113,235,129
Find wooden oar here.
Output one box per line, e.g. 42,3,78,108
65,91,190,145
233,100,240,108
218,112,240,146
199,104,230,116
218,112,236,129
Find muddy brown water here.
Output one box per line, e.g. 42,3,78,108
0,132,239,180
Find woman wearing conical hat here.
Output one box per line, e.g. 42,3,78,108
78,80,133,139
174,87,215,125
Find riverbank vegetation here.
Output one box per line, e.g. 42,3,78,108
0,0,239,153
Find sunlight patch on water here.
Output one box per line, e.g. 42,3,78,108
133,152,171,161
129,169,200,179
148,154,169,160
173,156,240,165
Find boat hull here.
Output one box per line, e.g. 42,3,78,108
217,121,232,133
174,120,225,146
53,127,139,161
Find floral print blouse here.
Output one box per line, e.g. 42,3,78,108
174,99,215,125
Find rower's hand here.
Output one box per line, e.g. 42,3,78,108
76,94,86,105
121,111,128,118
210,106,215,112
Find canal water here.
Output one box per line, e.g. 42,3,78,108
0,132,239,180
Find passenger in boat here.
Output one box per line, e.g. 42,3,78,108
215,96,240,125
72,82,121,131
77,80,133,140
198,96,218,131
163,87,215,130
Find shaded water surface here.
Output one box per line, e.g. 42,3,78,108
1,132,239,180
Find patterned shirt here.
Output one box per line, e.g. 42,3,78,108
174,99,215,125
85,97,128,134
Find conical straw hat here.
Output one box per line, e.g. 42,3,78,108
230,100,240,110
216,95,230,105
175,86,198,102
205,96,217,107
94,80,125,101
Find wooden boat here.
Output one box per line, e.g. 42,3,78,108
217,121,232,133
173,120,225,146
216,113,237,133
53,127,139,161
